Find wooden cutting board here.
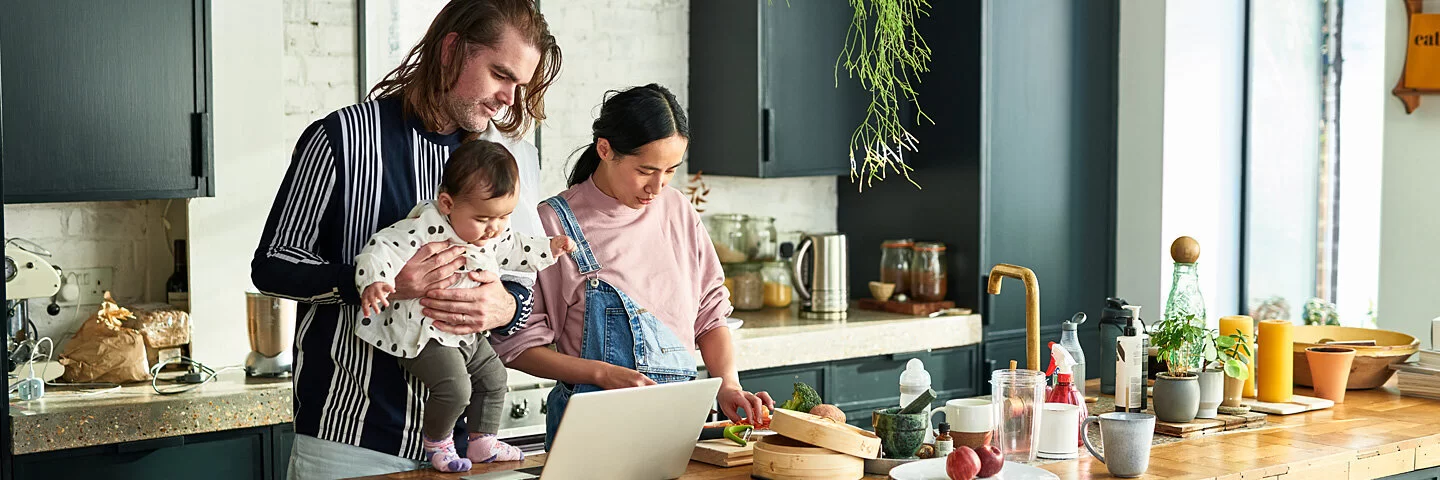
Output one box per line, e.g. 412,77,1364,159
855,298,962,316
1153,411,1267,438
1242,394,1334,415
691,438,754,467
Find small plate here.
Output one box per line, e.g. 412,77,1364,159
726,318,744,330
886,458,1060,480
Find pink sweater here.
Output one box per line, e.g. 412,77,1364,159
490,178,732,364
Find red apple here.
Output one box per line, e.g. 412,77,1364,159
973,444,1005,478
946,446,982,480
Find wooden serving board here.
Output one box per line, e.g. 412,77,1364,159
691,438,754,467
1242,394,1334,415
855,299,963,316
1153,411,1267,438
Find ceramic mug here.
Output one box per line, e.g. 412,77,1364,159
1081,412,1155,478
1037,403,1080,459
930,398,993,448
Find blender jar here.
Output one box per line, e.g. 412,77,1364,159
990,368,1046,463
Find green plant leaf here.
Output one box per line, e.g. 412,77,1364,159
1224,359,1248,380
1216,336,1236,349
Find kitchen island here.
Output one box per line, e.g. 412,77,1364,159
354,382,1440,480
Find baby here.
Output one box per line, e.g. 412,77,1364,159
354,139,573,472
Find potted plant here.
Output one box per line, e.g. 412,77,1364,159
1149,315,1208,423
1213,328,1253,409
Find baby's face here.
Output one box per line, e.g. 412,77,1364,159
437,189,519,247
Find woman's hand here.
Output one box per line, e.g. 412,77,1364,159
595,363,657,390
717,383,775,426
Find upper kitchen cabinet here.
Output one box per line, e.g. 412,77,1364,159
688,1,865,178
1,0,212,204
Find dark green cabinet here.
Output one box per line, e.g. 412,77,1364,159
0,0,213,204
12,423,292,480
688,0,865,178
740,345,979,429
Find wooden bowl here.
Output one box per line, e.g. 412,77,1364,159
1290,325,1418,389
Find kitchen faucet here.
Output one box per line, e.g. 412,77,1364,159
987,264,1040,370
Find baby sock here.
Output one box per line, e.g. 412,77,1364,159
467,433,524,463
423,434,472,472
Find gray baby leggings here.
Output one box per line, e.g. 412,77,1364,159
396,339,508,440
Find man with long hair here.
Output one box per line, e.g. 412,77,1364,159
252,1,561,477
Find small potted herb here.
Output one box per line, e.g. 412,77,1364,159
1213,328,1253,408
1149,315,1208,423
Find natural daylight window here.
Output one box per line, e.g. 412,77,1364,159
1243,0,1383,329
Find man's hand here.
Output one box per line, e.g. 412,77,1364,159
391,242,465,301
425,270,518,335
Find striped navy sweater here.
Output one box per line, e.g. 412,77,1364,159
251,96,541,460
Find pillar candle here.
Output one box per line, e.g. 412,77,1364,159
1257,319,1294,403
1219,315,1257,397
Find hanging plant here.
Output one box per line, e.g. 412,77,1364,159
835,0,934,190
683,171,711,213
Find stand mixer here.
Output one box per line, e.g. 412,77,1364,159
6,239,63,399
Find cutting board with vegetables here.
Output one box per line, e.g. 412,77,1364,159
691,438,754,467
1242,394,1334,415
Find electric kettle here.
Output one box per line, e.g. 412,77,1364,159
790,233,848,319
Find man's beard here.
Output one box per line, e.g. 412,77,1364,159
446,96,500,133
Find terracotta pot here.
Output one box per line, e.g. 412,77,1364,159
1305,346,1357,403
1222,374,1245,407
1291,326,1418,390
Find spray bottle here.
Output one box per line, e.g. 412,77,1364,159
1045,342,1085,445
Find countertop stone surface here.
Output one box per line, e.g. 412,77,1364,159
723,303,983,372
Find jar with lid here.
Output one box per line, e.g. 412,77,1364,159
708,214,749,263
910,242,948,302
722,262,764,311
744,216,778,261
879,239,914,297
760,261,792,308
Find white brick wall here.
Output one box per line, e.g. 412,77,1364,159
3,200,186,341
283,0,837,236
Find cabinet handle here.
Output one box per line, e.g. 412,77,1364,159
762,108,774,163
117,435,185,453
192,112,212,179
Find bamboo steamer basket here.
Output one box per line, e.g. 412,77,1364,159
1290,325,1418,389
769,408,882,459
751,434,864,480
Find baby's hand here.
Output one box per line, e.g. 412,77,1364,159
550,236,577,257
361,282,395,317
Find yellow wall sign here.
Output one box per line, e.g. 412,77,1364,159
1405,14,1440,90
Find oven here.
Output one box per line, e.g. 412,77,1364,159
496,368,554,453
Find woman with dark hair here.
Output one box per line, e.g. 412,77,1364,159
490,84,773,448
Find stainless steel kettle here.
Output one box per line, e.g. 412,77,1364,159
790,233,848,319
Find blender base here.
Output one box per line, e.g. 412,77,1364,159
246,350,293,377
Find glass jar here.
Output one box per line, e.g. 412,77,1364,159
879,239,914,297
708,214,750,263
760,261,793,308
990,368,1046,463
723,262,764,311
744,216,778,261
911,242,948,302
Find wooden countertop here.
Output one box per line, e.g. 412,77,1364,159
353,381,1440,480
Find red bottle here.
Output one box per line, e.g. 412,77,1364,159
1045,341,1085,445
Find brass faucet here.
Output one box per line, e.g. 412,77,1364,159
987,264,1040,370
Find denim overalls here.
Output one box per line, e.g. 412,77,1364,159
541,196,699,450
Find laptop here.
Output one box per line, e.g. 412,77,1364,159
466,377,722,480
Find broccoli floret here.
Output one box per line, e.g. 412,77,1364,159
777,382,822,412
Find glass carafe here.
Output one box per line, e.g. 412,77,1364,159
991,368,1045,463
708,214,749,263
744,216,778,261
879,239,913,297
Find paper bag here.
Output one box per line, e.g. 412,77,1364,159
58,293,153,384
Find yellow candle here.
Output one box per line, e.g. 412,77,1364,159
1257,319,1294,403
1218,315,1257,397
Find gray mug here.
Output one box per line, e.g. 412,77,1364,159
1080,412,1155,478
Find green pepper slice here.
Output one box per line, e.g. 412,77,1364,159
723,424,753,446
